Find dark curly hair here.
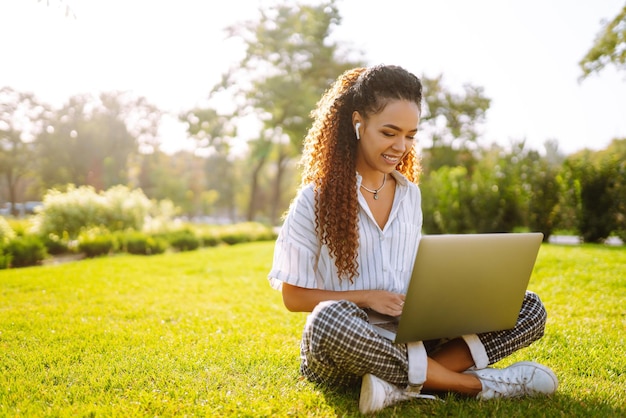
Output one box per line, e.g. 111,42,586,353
299,64,423,283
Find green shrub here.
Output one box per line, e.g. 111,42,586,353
562,157,616,243
40,233,72,255
31,185,106,239
78,228,118,258
199,230,221,247
0,246,11,269
121,232,168,256
0,217,16,244
164,229,200,252
5,235,47,268
5,218,31,236
100,185,152,231
216,222,277,245
31,185,175,240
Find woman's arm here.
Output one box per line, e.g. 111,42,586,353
282,282,405,316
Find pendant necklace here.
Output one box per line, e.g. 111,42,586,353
360,174,386,200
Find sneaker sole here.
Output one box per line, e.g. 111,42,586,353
359,374,378,414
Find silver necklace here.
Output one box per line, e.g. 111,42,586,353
360,174,386,200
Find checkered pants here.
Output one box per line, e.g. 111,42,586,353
299,291,547,387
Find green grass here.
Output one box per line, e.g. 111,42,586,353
0,242,624,417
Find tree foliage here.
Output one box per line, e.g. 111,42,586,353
35,92,161,191
1,3,624,246
190,0,364,223
0,87,48,214
559,139,626,243
419,76,491,174
421,140,564,241
580,4,626,78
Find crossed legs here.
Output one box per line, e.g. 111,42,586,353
424,338,481,395
300,292,547,392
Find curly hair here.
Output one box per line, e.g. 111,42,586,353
299,64,423,283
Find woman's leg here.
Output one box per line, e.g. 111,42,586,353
300,291,547,387
424,357,482,395
421,291,549,395
302,296,554,413
301,300,482,395
425,291,547,371
300,300,410,387
477,291,547,364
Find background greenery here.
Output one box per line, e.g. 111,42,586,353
2,1,625,243
0,241,624,417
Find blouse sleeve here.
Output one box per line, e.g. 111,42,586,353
268,186,321,290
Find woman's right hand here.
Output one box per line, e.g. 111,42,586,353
365,290,406,317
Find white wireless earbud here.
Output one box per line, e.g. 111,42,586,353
355,122,361,140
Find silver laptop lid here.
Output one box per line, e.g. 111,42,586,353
394,232,543,343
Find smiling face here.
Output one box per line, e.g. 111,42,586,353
353,99,420,178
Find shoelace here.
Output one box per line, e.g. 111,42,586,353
486,372,532,396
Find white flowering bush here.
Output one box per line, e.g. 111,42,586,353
31,185,107,239
31,184,175,240
0,216,16,245
101,185,152,232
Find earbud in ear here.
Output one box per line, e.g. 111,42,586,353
355,122,361,140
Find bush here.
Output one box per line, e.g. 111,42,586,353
163,229,200,252
31,185,107,239
562,156,617,243
100,185,152,231
5,218,31,236
31,185,174,240
5,235,47,268
78,228,118,258
121,232,168,256
0,217,16,244
216,222,277,245
40,233,72,255
199,230,221,247
0,246,11,270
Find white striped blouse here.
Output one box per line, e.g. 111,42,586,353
268,171,423,294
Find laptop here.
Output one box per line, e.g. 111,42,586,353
369,232,543,343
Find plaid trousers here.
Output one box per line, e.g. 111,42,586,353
299,291,547,387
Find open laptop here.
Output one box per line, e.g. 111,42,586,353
369,232,543,343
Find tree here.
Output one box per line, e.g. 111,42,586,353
179,107,239,220
525,140,564,241
579,5,626,78
419,75,491,173
0,87,48,214
36,91,159,191
561,149,619,243
205,0,364,224
36,93,134,190
598,139,626,243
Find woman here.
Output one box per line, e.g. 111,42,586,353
268,64,557,414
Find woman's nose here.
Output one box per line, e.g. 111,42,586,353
392,136,408,152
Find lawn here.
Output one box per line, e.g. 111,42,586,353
0,242,624,417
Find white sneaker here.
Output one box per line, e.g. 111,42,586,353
358,373,439,414
359,373,412,414
465,361,558,400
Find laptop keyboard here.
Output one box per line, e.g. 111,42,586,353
373,321,398,332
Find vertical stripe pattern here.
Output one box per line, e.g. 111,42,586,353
268,171,422,292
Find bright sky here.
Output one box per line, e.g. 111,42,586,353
2,0,626,155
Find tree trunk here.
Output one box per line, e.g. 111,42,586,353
246,155,267,222
270,148,289,226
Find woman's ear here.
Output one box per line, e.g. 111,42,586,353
352,111,362,140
